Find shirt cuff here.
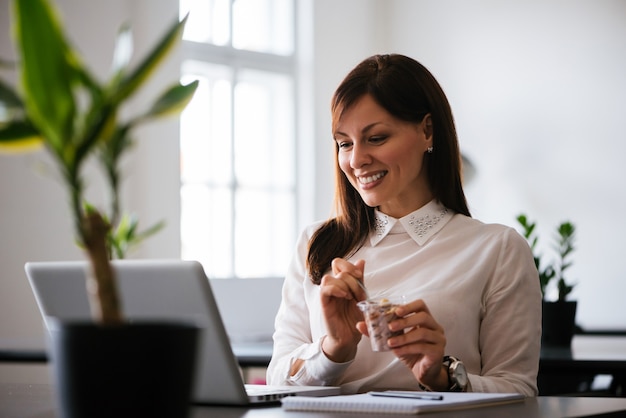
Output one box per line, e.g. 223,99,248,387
287,338,354,386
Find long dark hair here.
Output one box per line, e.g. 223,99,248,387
307,54,470,284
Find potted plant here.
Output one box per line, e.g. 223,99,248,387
0,0,199,416
517,214,577,348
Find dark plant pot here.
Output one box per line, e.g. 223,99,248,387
48,320,199,418
541,300,577,348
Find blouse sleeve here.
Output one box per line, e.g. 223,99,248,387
265,226,352,386
468,227,542,396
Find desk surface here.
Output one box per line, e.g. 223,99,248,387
1,383,626,418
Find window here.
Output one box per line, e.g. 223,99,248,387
179,0,299,279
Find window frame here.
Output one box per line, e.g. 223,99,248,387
179,1,308,279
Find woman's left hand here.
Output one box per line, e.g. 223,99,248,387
357,298,450,391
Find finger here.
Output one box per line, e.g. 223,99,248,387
391,323,444,345
389,310,439,333
320,274,353,300
356,321,369,336
320,273,367,302
331,258,365,279
353,259,366,274
330,258,367,301
390,339,444,360
395,298,430,317
329,272,365,302
388,319,446,355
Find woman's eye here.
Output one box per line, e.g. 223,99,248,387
369,135,387,144
337,141,352,149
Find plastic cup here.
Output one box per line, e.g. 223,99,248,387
357,297,404,352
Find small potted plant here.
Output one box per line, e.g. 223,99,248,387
517,214,577,347
0,0,199,416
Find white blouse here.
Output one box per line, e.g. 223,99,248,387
266,200,541,396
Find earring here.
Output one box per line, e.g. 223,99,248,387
427,146,434,154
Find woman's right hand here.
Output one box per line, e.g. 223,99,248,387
319,258,367,363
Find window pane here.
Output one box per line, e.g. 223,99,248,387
181,61,233,185
181,184,234,277
232,0,294,55
180,0,230,45
234,69,295,189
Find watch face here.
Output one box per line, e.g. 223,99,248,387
453,362,469,387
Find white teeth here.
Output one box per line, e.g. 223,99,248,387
359,172,386,184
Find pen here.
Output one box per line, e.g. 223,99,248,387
368,391,444,401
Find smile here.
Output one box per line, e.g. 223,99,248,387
358,171,387,185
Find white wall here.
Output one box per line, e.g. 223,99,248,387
1,0,624,351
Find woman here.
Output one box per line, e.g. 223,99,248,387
266,54,541,396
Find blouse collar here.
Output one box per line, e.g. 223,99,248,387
370,200,453,247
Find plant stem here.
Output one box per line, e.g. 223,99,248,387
64,150,123,324
82,211,123,324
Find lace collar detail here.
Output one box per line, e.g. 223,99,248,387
370,200,453,246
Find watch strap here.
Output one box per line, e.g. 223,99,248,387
443,355,465,392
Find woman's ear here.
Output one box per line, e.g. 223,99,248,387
423,114,433,140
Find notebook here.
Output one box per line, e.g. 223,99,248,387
25,259,340,405
281,391,525,414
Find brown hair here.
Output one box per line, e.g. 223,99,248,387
307,54,470,284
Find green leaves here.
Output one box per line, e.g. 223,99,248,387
0,54,43,152
0,120,42,151
517,215,555,297
110,14,190,104
1,0,198,323
108,214,165,260
1,0,197,257
13,0,77,153
555,221,576,302
516,214,576,301
142,80,200,120
517,215,537,250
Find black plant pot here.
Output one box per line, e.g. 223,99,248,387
48,320,199,418
541,301,577,348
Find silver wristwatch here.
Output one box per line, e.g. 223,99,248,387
443,355,468,392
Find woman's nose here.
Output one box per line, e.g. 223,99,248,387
350,143,372,169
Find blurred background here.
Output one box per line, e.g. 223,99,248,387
1,0,625,352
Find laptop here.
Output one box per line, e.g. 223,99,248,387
25,259,340,405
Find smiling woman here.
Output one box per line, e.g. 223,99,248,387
267,53,542,397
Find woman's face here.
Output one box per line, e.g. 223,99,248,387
334,94,433,218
